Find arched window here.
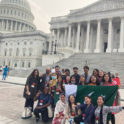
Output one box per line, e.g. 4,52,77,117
16,48,19,56
3,61,5,66
28,62,31,68
4,50,7,56
22,62,24,67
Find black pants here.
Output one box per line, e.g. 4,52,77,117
111,114,115,124
25,98,34,112
74,117,83,124
34,108,49,123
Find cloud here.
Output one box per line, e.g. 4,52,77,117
27,0,50,33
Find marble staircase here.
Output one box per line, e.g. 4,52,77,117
10,53,124,87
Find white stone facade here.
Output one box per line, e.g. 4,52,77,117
0,31,49,69
49,0,124,53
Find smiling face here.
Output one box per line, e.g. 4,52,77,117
99,70,104,77
34,70,38,77
66,76,70,83
93,70,98,76
80,76,85,83
73,68,78,74
104,74,109,82
91,76,97,83
84,97,91,105
58,76,62,83
61,95,65,103
55,67,60,74
69,95,75,103
71,77,76,83
97,96,104,106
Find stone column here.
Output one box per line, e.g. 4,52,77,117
75,22,81,52
106,18,113,53
84,21,90,53
94,19,101,53
15,21,17,31
67,23,72,47
6,20,8,30
90,26,93,53
64,27,67,46
80,27,84,52
72,27,76,49
48,29,53,52
11,20,13,31
19,23,22,32
118,16,124,52
57,28,60,44
2,19,4,30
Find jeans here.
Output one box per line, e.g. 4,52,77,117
25,98,34,112
34,108,49,123
2,74,7,79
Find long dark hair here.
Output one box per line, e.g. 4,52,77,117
70,75,77,84
88,75,100,86
102,73,112,83
95,96,105,124
28,69,39,80
93,69,99,77
58,75,63,90
65,76,71,84
68,95,77,114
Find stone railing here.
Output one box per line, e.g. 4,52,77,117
51,15,68,21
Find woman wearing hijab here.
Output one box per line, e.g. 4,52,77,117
74,96,95,124
64,95,78,124
52,93,67,124
23,69,40,112
54,76,64,105
94,96,124,124
88,75,100,86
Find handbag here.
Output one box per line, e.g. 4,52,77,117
47,104,53,118
22,107,32,119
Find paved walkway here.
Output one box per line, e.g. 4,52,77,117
0,76,124,124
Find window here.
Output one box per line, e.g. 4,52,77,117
8,61,10,66
18,12,20,16
30,41,33,45
11,10,13,15
23,51,26,56
29,49,32,56
15,62,17,67
16,48,19,56
3,61,5,66
24,42,26,45
22,62,24,67
4,51,7,56
15,11,16,15
7,10,9,14
9,50,12,56
6,43,8,46
28,62,31,68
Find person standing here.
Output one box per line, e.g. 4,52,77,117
99,70,104,84
0,66,3,75
2,65,8,80
55,65,62,79
71,67,80,84
82,66,91,84
88,75,100,86
78,75,87,85
62,69,70,83
34,87,52,123
93,69,100,81
23,69,40,112
39,67,52,91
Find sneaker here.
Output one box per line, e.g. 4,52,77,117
36,118,39,123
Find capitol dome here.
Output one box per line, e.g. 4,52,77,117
0,0,37,33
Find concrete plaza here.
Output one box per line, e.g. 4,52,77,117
0,76,124,124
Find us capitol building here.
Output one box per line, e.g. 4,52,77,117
0,0,124,70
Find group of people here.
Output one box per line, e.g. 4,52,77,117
23,65,122,124
0,65,9,80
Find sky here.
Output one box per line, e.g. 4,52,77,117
27,0,99,33
0,0,99,33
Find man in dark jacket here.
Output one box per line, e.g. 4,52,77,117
39,67,52,91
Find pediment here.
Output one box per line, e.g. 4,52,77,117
69,0,124,16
